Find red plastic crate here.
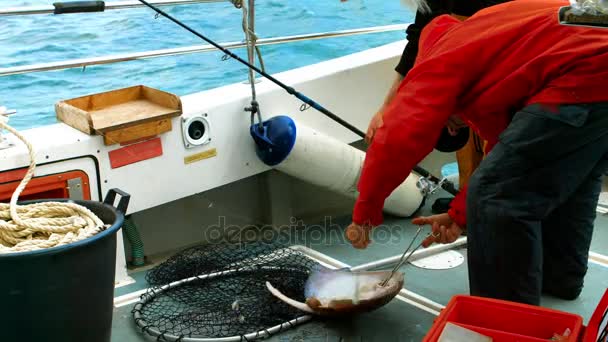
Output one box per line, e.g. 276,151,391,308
424,288,608,342
584,289,608,342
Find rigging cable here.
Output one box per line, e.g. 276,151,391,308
236,0,265,131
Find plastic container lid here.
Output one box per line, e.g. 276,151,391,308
438,322,492,342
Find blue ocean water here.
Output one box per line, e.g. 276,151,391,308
0,1,413,130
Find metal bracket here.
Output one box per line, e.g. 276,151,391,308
67,178,85,201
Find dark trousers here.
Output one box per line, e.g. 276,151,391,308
466,102,608,305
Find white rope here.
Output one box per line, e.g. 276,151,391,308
0,119,106,254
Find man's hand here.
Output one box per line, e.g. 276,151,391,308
412,213,463,247
365,110,384,145
345,222,373,249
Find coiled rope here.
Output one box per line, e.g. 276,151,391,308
0,119,105,254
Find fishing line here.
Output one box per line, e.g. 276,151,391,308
135,0,458,196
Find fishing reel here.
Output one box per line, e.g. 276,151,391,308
416,176,449,197
416,175,461,214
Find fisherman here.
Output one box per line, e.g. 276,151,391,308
365,0,512,201
345,0,608,306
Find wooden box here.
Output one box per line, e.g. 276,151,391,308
55,85,182,145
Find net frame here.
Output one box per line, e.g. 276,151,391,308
131,245,318,342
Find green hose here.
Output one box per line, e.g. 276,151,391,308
123,216,145,267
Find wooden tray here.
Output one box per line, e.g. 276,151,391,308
55,85,182,145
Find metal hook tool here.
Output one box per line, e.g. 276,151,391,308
379,227,440,287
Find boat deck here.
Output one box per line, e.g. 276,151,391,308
114,294,437,341
111,191,608,341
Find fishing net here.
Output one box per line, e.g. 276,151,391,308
132,238,321,341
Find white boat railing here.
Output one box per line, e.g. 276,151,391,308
0,24,409,77
0,0,227,16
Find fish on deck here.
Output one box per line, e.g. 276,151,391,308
266,267,404,316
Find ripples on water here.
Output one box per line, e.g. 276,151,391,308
1,1,413,130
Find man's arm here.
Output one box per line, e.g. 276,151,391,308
447,184,468,227
353,16,489,227
380,74,404,110
447,138,497,227
366,0,454,145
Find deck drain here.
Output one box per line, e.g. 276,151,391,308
410,250,465,270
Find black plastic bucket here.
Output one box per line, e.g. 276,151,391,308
0,189,130,342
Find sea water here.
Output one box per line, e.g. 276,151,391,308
0,0,413,130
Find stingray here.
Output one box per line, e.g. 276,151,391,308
266,267,404,316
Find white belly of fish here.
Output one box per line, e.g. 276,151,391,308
305,270,392,304
266,268,404,315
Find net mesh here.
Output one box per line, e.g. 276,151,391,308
132,238,321,341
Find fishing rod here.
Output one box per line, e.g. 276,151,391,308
136,0,459,196
136,0,362,132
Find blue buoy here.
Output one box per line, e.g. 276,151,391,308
250,115,297,166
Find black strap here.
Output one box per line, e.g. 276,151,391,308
53,1,105,14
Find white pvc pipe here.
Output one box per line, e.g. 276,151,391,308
276,120,424,217
350,237,468,271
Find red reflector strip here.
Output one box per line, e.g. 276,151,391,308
108,137,163,169
0,168,28,184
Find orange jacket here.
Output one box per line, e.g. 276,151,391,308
353,0,608,227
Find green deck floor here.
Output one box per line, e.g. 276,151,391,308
112,191,608,341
